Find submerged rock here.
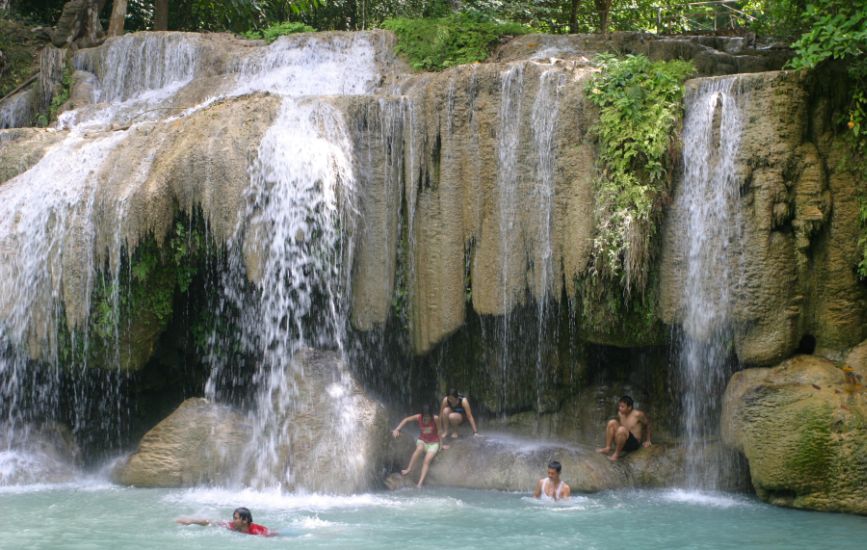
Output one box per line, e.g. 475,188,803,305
721,353,867,515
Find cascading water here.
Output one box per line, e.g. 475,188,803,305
199,35,379,490
529,69,565,414
675,77,743,488
208,98,359,489
494,64,525,413
1,32,382,489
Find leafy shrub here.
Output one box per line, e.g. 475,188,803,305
585,54,695,296
381,12,528,71
242,21,315,43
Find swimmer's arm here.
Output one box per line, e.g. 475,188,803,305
561,484,571,499
176,518,212,526
533,479,543,499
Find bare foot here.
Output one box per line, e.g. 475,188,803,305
596,447,610,454
608,453,620,462
442,444,450,450
416,482,423,489
450,432,458,439
401,468,411,476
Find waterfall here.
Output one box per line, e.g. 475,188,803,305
76,33,200,104
530,69,565,414
0,132,129,466
1,32,382,489
494,63,525,412
675,77,743,488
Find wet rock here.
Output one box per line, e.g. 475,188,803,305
112,398,251,487
115,350,390,491
383,432,688,492
721,354,867,515
659,70,867,365
0,421,80,485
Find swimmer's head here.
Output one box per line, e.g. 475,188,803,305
547,461,562,478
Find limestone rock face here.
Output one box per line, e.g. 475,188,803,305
348,59,599,353
0,128,65,183
495,33,790,76
659,71,867,365
721,354,867,515
112,398,251,487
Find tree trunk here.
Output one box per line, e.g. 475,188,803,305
569,0,580,34
51,0,109,48
154,0,169,31
107,0,128,37
594,0,612,34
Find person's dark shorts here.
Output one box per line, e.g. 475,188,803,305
623,432,642,453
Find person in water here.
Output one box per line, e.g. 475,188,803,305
176,506,273,536
439,388,478,440
533,460,571,501
596,395,652,461
392,404,442,488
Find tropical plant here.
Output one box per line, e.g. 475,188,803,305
381,11,528,70
585,54,695,295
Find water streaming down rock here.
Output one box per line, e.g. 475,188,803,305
529,69,566,414
0,131,129,467
1,32,387,489
197,36,385,491
674,77,744,488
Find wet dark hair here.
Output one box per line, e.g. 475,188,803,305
233,507,252,523
548,460,562,473
448,388,460,399
421,404,433,419
619,395,634,408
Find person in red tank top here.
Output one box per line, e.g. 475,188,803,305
392,404,443,488
176,506,274,536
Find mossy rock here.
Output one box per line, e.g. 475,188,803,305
722,354,867,515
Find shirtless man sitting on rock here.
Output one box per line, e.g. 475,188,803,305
596,395,652,462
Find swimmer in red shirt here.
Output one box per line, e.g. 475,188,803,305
176,506,273,536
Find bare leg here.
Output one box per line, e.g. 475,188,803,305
402,444,424,476
441,407,454,438
597,419,619,453
609,426,629,461
417,447,439,487
448,413,463,438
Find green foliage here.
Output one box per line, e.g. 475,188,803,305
47,67,73,123
241,20,315,41
858,196,867,280
585,54,694,295
381,12,528,71
0,16,44,98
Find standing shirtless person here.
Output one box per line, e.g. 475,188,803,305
596,395,652,462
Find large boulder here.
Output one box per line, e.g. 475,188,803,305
114,349,390,492
112,398,251,487
721,353,867,515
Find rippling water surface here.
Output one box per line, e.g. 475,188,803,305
2,483,866,549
